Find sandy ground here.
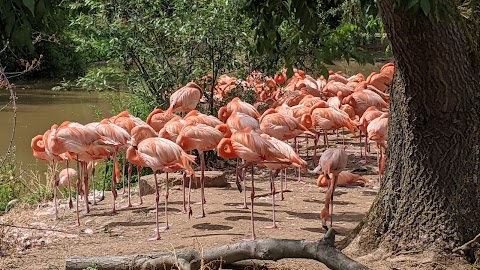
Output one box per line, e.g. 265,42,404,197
0,134,470,270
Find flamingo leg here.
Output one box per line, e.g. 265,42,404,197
242,165,248,209
101,160,108,201
280,169,285,201
66,160,73,209
136,166,143,205
121,153,127,194
294,137,302,183
321,173,333,230
365,133,369,163
313,137,319,166
187,172,193,218
52,162,58,219
359,130,363,158
83,162,90,214
111,151,118,214
329,173,337,228
148,171,161,241
249,164,256,240
91,162,96,205
199,151,206,218
181,172,187,214
127,164,133,207
163,172,170,230
266,170,278,229
236,160,248,209
75,158,81,226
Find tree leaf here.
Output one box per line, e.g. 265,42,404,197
420,0,430,16
406,0,419,10
35,0,46,17
22,0,35,15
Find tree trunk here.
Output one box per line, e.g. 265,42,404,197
348,0,480,255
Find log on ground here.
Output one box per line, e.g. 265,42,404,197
65,229,370,270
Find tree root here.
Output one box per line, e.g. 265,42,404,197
453,232,480,264
453,232,480,254
65,229,370,270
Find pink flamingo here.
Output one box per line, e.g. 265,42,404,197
217,128,290,240
126,137,196,240
176,122,224,217
319,148,348,230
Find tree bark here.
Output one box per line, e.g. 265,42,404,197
348,0,480,255
65,229,370,270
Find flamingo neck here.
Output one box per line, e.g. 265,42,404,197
217,138,237,159
31,135,45,152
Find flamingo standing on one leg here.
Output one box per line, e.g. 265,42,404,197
129,124,158,206
94,119,131,213
217,128,290,240
31,134,70,218
319,148,348,230
259,108,315,183
358,106,385,162
260,134,307,228
110,111,147,195
126,137,196,240
367,112,389,186
176,122,224,218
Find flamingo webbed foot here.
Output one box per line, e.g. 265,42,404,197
147,236,161,241
265,223,279,229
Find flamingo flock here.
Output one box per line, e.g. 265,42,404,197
31,63,392,240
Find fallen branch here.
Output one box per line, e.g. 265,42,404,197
65,229,370,270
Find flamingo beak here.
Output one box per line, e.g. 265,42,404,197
133,145,138,150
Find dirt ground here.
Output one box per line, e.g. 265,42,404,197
0,135,470,270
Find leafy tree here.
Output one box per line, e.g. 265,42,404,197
243,0,381,77
0,0,86,77
68,0,254,115
245,0,480,261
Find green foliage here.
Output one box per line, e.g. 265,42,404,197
0,0,55,50
67,0,254,115
22,186,53,205
243,0,378,78
0,0,86,78
32,36,86,78
392,0,451,22
76,66,124,92
0,150,18,213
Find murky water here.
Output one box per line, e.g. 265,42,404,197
0,81,113,173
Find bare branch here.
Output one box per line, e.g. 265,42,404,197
0,65,17,168
65,229,370,270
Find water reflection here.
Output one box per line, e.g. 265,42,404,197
0,81,113,172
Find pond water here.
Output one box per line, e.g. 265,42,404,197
0,81,113,174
